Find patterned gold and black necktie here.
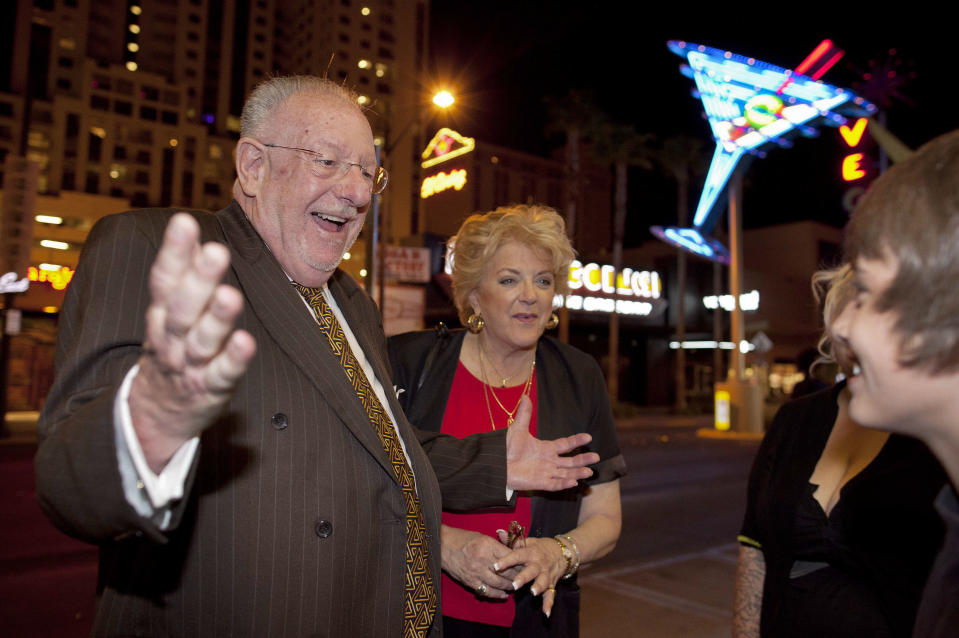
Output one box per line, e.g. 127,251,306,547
294,283,436,638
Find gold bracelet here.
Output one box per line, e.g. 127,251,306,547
557,534,581,576
552,537,573,577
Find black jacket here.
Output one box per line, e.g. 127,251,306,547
388,327,626,637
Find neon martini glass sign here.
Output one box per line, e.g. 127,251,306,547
652,40,876,262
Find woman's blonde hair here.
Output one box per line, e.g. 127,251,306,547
448,204,576,326
811,264,855,373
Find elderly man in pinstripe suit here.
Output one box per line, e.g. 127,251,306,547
35,76,598,637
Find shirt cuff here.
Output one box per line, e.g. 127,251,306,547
115,364,199,512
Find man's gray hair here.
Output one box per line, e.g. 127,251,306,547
240,75,362,138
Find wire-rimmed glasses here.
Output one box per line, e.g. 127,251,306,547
263,143,389,194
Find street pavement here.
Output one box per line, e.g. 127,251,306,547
2,409,762,637
579,412,760,638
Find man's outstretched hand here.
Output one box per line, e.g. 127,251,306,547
505,396,599,491
129,213,256,473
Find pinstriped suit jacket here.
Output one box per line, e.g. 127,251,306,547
35,202,508,638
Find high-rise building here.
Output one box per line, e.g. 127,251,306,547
1,0,428,236
0,0,429,410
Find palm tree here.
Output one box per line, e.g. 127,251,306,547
544,91,604,343
592,121,657,402
657,136,708,412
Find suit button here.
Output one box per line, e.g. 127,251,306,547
315,520,333,538
271,413,288,430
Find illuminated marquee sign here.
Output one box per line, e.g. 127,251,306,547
28,265,75,290
421,128,475,169
421,168,467,198
653,41,875,262
559,260,662,317
703,290,759,312
567,260,661,298
839,117,869,181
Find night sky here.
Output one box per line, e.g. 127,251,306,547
428,4,956,242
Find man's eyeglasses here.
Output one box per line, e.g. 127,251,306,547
263,143,389,194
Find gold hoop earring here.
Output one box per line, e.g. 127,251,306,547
466,313,485,333
545,312,559,330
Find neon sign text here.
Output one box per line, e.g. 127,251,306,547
566,260,661,299
557,294,653,316
702,290,759,312
420,169,467,198
839,117,869,182
28,265,75,290
842,153,866,181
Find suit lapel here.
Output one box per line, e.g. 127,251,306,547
214,203,395,481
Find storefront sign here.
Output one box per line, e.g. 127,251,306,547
28,265,75,291
567,260,661,299
420,169,467,198
384,246,431,283
559,261,662,316
702,289,759,312
421,128,475,169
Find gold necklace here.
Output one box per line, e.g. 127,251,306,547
477,340,533,388
478,352,535,428
482,348,521,387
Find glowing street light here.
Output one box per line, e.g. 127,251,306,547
432,90,454,109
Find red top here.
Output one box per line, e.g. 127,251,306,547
439,360,537,626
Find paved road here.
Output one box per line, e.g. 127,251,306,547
579,419,760,638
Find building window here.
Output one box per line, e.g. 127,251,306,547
90,95,109,110
88,133,103,162
139,106,157,121
161,111,178,125
115,100,132,116
85,172,99,194
136,150,151,164
114,145,127,160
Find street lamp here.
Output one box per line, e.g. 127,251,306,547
365,89,456,304
432,90,454,109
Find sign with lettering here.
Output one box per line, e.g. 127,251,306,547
384,246,431,283
421,169,467,198
28,265,75,290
